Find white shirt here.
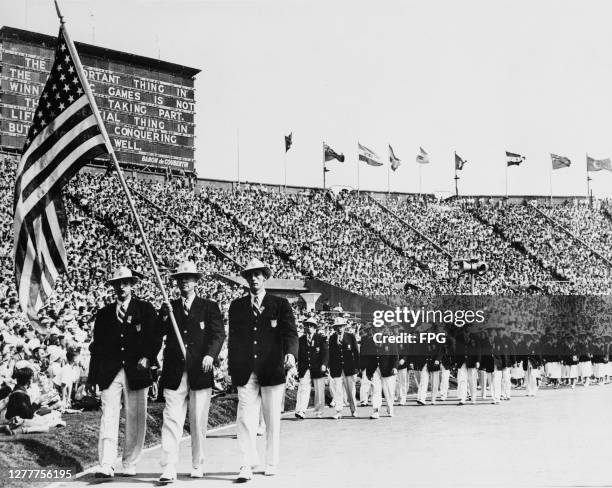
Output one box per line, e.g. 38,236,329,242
116,296,131,318
250,290,266,311
181,293,195,312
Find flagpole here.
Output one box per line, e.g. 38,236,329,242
236,128,240,189
454,151,459,198
549,157,553,205
357,146,360,196
586,154,592,206
419,163,422,196
283,150,287,192
387,159,390,199
323,142,326,189
505,157,508,199
55,0,186,359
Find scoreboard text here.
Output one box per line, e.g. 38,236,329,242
0,39,195,171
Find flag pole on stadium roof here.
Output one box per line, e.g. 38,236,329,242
236,128,240,189
454,151,460,198
322,141,326,189
53,0,186,358
357,143,360,196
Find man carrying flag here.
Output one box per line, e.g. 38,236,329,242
587,155,612,172
389,145,401,171
551,154,571,169
358,142,382,166
506,151,525,166
15,4,189,479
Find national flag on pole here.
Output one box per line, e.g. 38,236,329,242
416,147,430,164
324,143,345,162
285,133,292,152
13,28,107,329
455,153,467,171
551,153,571,170
389,145,401,171
358,142,382,166
506,151,525,167
587,155,612,172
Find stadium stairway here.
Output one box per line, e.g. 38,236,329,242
467,206,569,283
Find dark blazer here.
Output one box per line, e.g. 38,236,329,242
5,386,36,420
228,293,298,387
87,297,161,391
159,296,225,391
328,332,360,377
361,335,399,378
297,333,329,379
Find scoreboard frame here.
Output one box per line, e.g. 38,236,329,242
0,26,200,174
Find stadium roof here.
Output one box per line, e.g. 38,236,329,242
0,26,201,78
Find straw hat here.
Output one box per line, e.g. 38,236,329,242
106,266,139,285
170,260,203,279
240,258,272,280
332,317,348,327
303,317,318,327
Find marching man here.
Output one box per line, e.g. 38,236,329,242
328,317,360,419
228,259,298,482
295,317,329,419
361,326,398,418
87,267,161,478
158,261,225,482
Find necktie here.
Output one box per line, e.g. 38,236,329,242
183,299,190,316
252,296,260,317
117,304,126,323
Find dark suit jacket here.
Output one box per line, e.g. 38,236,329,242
159,296,225,390
87,297,161,391
328,332,360,377
361,335,399,378
228,293,298,387
297,333,329,379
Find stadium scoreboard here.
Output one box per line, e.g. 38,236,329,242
0,27,200,172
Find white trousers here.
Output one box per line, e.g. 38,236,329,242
417,366,440,403
360,370,372,404
439,367,450,399
396,368,408,403
479,370,489,399
456,365,478,402
332,373,357,413
98,368,147,469
160,372,212,469
371,368,396,414
296,370,325,413
525,366,538,396
237,373,284,468
488,370,502,402
501,367,512,399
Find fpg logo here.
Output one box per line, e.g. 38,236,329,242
420,332,446,344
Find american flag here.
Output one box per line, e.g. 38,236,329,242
13,28,107,328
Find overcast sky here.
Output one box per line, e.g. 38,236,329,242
3,0,612,197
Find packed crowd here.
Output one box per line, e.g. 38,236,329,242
3,154,612,433
474,202,612,293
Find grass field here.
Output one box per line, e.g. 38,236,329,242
0,390,297,488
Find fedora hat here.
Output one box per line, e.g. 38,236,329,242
240,258,272,280
106,266,139,285
170,260,203,279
